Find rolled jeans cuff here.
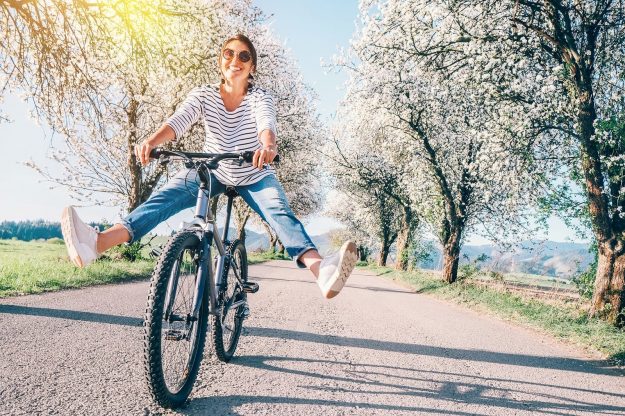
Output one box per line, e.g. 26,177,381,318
118,221,136,244
290,245,317,269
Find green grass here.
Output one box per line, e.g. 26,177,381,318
360,263,625,366
0,238,290,298
248,249,291,264
0,239,154,297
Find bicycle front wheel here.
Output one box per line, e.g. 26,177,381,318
211,239,248,362
144,230,209,409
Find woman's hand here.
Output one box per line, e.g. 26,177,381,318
252,144,278,170
135,141,156,166
134,125,176,166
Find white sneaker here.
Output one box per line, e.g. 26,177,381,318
317,241,358,299
61,206,99,268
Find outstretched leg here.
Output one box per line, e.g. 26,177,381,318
62,169,224,267
237,175,357,298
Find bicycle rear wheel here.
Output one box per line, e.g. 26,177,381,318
144,230,209,409
211,239,248,362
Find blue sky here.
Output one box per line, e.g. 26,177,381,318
0,0,585,243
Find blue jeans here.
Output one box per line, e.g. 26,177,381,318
120,169,317,267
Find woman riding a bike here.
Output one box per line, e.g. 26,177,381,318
61,34,357,299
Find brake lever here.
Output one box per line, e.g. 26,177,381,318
159,156,171,166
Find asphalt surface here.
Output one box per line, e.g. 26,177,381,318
0,260,624,415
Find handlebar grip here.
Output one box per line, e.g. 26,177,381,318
149,148,163,159
240,151,281,164
241,151,255,163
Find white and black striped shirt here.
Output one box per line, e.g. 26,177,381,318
166,85,277,186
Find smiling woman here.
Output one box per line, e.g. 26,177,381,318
59,33,358,300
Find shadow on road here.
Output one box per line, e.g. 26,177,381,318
244,326,620,376
0,304,143,326
0,304,618,378
181,354,625,415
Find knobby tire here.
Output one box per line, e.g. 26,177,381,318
143,230,209,409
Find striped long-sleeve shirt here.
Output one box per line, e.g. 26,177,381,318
166,85,277,186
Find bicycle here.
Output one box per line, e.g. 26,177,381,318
142,148,275,408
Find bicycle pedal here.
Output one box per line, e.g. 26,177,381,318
164,330,184,341
242,282,259,293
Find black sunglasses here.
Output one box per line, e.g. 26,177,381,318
222,48,252,63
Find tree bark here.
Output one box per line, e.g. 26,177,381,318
576,88,625,324
234,202,250,242
262,221,278,252
377,243,390,266
126,97,142,213
357,244,370,262
395,207,416,271
442,226,462,284
590,239,625,325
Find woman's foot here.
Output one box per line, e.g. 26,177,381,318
317,241,358,299
61,206,99,268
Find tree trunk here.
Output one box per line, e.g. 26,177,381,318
210,197,219,219
357,244,369,262
126,97,142,213
576,90,625,324
262,221,278,252
442,228,462,284
377,242,390,266
395,207,416,271
236,210,249,242
590,239,625,325
395,228,410,271
277,239,285,255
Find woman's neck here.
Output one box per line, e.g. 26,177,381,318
221,79,249,97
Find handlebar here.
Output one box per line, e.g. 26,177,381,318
148,148,280,165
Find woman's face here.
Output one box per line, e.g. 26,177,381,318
220,40,255,84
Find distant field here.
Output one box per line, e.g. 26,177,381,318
0,239,154,297
413,267,576,292
0,238,290,298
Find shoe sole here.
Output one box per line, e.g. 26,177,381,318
61,206,84,268
322,241,358,299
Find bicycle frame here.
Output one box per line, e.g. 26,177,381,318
153,147,271,324
187,164,237,319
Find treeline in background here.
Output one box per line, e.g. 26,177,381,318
0,220,106,241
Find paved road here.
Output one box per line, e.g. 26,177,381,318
0,260,624,415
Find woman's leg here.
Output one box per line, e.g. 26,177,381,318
62,169,224,267
298,249,323,277
237,175,357,298
114,168,225,245
237,175,317,268
97,224,130,253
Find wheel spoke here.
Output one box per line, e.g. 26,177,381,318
160,245,201,393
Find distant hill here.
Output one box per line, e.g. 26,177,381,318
262,230,592,279
415,240,593,279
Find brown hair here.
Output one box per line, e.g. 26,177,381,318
219,34,257,85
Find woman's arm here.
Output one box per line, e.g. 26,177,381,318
136,87,204,166
253,90,278,169
253,128,278,169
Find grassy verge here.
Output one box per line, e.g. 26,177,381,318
248,250,290,264
0,239,289,298
359,263,625,366
0,239,154,297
